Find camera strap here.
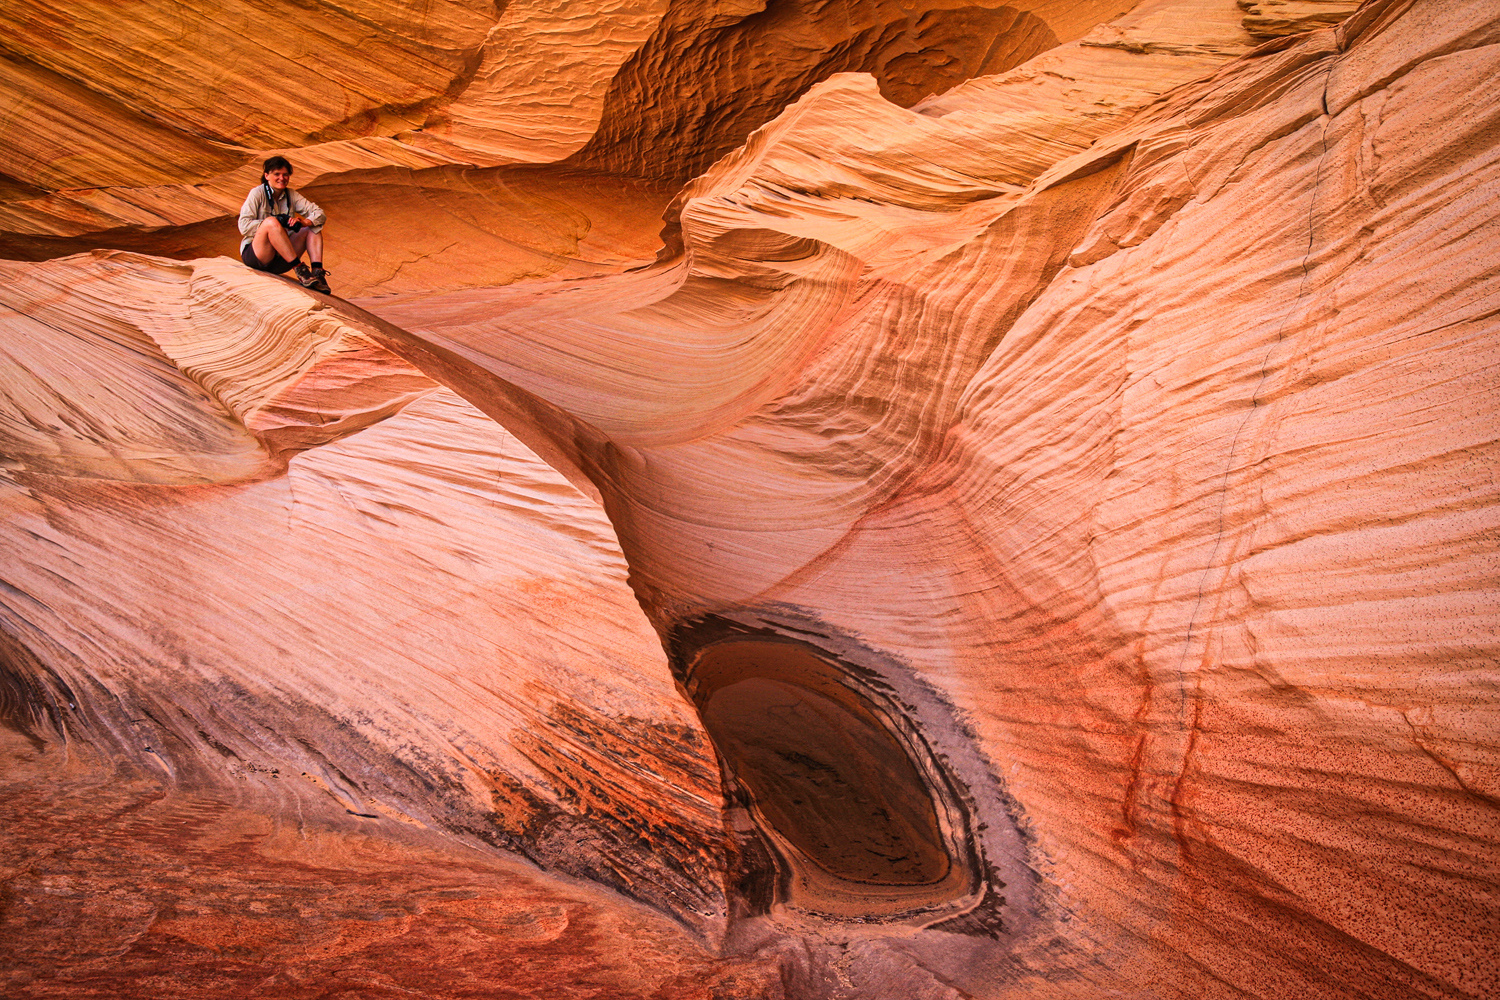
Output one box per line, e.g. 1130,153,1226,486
263,179,293,228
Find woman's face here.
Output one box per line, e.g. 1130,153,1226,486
264,167,291,191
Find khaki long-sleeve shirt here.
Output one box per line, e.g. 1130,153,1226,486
237,184,326,250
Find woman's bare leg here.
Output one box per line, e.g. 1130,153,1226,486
251,217,298,264
305,229,323,264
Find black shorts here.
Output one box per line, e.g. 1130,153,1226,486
241,242,296,275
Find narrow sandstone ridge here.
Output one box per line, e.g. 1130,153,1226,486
0,0,1496,997
0,261,744,932
0,253,434,482
0,257,268,485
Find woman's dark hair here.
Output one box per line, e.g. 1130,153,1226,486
262,155,293,176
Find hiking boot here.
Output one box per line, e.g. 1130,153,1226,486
293,261,331,294
306,265,331,295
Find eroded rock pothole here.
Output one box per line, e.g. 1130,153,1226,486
670,611,1033,934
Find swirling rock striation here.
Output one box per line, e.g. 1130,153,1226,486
2,0,1498,998
368,0,1500,993
0,0,1127,296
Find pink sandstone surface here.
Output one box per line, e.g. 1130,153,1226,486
1,0,1496,998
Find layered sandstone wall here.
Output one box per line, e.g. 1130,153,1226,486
1,0,1495,998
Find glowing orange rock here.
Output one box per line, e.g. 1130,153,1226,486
1,0,1497,997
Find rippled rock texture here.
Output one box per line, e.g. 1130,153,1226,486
2,0,1497,998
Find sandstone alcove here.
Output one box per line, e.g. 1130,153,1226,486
685,632,983,922
1,0,1497,997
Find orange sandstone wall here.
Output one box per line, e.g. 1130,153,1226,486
1,0,1496,997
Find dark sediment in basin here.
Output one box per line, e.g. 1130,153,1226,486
669,611,1034,932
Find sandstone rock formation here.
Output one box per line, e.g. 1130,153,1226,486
2,0,1496,998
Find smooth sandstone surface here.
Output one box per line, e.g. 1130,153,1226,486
1,0,1496,997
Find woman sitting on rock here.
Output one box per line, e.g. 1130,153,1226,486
238,155,331,294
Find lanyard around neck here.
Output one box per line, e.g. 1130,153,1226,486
263,180,289,219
